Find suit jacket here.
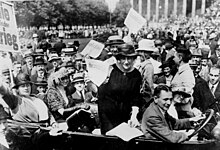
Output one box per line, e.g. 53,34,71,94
192,76,215,112
71,90,93,105
141,102,192,143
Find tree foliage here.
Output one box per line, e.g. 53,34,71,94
111,0,131,27
13,0,109,28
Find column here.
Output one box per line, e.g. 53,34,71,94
130,0,133,8
201,0,206,14
155,0,159,21
173,0,177,17
164,0,168,19
147,0,151,21
192,0,196,17
139,0,142,15
182,0,187,16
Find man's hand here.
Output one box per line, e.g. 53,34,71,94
189,114,206,122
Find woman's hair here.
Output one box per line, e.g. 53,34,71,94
48,67,69,88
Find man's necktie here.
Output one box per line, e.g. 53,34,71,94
80,91,84,101
211,85,215,94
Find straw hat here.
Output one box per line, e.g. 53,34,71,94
72,73,84,83
136,39,157,52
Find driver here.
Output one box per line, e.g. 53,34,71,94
141,84,205,143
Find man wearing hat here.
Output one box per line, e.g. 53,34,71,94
73,40,80,51
21,50,34,77
53,36,66,56
35,79,48,101
135,39,158,98
171,45,195,119
47,53,61,77
30,57,48,94
189,48,202,65
199,54,211,82
61,47,77,62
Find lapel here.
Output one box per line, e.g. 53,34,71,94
214,82,220,100
152,103,171,129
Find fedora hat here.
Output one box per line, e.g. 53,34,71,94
0,104,9,120
136,39,157,52
105,35,125,46
73,41,80,47
176,45,191,55
61,61,75,68
32,49,45,57
23,50,33,59
34,79,48,87
34,58,47,66
48,54,61,62
115,43,138,57
13,73,33,89
191,48,202,57
72,73,84,83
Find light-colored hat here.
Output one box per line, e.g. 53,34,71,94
190,48,202,57
209,33,217,40
48,53,60,62
136,39,156,52
32,33,38,38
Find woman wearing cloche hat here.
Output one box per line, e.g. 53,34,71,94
98,43,143,134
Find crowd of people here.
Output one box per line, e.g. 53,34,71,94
2,2,220,148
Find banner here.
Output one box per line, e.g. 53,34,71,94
81,40,104,58
0,1,19,52
124,8,146,34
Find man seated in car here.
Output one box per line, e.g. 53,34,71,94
141,84,205,143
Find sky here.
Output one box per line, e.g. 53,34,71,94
105,0,120,12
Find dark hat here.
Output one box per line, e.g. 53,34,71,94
33,58,47,66
61,61,75,68
48,47,57,53
72,73,84,83
32,49,45,57
13,73,32,89
116,43,138,57
73,41,80,47
159,61,172,69
0,104,9,120
176,45,191,55
164,42,173,50
34,79,48,87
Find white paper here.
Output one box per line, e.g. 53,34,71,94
106,122,143,142
85,58,110,86
81,40,104,58
124,8,146,34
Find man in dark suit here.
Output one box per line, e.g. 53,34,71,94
141,84,205,143
207,66,220,113
192,64,215,112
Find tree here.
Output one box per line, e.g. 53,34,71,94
112,0,131,27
